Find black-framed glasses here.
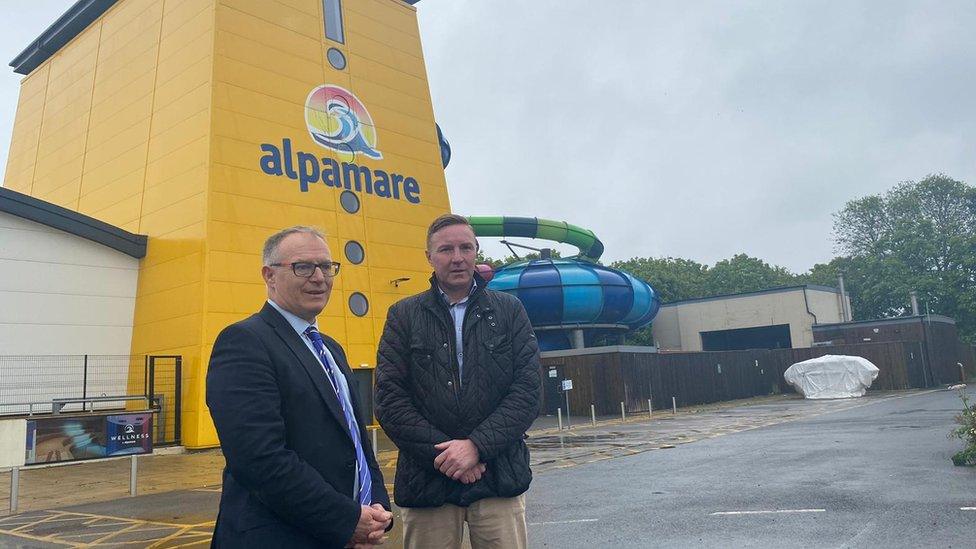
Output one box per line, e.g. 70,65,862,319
269,261,341,278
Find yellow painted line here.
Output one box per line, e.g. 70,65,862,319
9,511,65,533
169,539,210,549
86,522,144,545
0,527,82,547
146,525,197,548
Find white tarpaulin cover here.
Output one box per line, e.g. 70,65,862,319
784,355,880,399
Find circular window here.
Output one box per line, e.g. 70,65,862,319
349,292,369,317
340,190,360,214
344,241,365,264
327,48,347,70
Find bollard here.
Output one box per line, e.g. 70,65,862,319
10,467,19,513
960,362,967,382
557,408,563,430
672,396,677,415
648,399,653,419
590,404,596,427
130,455,137,496
620,402,626,422
372,428,379,458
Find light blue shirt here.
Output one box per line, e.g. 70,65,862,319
267,299,360,497
439,281,477,385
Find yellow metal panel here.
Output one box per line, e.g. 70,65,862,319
213,54,321,109
215,30,323,82
78,168,145,215
346,32,427,79
138,251,205,296
98,0,161,42
80,119,152,174
218,0,321,40
35,178,81,209
153,55,213,111
162,0,213,37
86,96,154,147
215,3,321,63
212,107,305,146
145,135,209,188
210,164,337,209
131,313,204,354
274,0,318,17
81,142,147,188
147,109,210,163
158,4,213,59
139,191,207,235
143,166,209,216
142,222,206,268
87,191,144,228
207,281,266,314
134,282,205,325
208,250,262,284
347,0,419,35
149,77,211,138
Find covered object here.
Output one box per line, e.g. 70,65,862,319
784,355,880,399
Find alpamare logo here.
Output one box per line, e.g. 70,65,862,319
258,85,422,204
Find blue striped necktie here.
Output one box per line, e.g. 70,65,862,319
304,326,372,506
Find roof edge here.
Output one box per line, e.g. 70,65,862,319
10,0,119,76
813,314,956,329
661,284,840,307
0,186,147,258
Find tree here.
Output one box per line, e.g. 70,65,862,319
831,174,976,340
704,254,797,296
610,256,710,303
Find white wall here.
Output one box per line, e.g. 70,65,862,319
651,288,846,351
0,212,140,411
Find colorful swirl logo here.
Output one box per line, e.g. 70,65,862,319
305,85,382,160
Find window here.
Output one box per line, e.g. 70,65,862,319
323,0,345,44
349,292,369,317
344,241,365,264
340,190,360,214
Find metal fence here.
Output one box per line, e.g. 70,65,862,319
0,355,182,445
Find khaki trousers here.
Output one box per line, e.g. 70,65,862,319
400,494,527,549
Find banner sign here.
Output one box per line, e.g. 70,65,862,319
25,413,153,464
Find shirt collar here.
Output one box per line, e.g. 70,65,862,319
267,299,317,335
438,280,477,307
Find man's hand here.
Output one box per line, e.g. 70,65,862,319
458,462,486,484
348,505,392,547
371,503,392,532
433,439,480,480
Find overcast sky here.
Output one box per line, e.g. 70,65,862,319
2,1,974,272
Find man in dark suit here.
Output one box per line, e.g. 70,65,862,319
207,226,392,548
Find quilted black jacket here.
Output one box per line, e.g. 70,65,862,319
375,274,542,508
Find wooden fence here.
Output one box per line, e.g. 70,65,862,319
539,341,940,416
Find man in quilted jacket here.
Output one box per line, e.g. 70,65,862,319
376,213,542,549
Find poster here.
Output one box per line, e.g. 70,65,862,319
106,413,153,456
24,413,153,464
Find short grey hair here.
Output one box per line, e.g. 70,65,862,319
262,226,326,265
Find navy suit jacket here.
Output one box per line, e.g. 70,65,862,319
206,303,390,548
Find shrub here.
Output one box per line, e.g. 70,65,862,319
948,391,976,467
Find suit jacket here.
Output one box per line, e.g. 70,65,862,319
206,302,390,548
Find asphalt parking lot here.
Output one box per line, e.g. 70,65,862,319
1,388,972,548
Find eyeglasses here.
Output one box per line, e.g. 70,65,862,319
269,261,341,278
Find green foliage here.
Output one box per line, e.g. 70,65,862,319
832,174,976,341
948,390,976,467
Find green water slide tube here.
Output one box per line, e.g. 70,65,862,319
466,216,605,263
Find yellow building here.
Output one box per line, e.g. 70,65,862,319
4,0,450,448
